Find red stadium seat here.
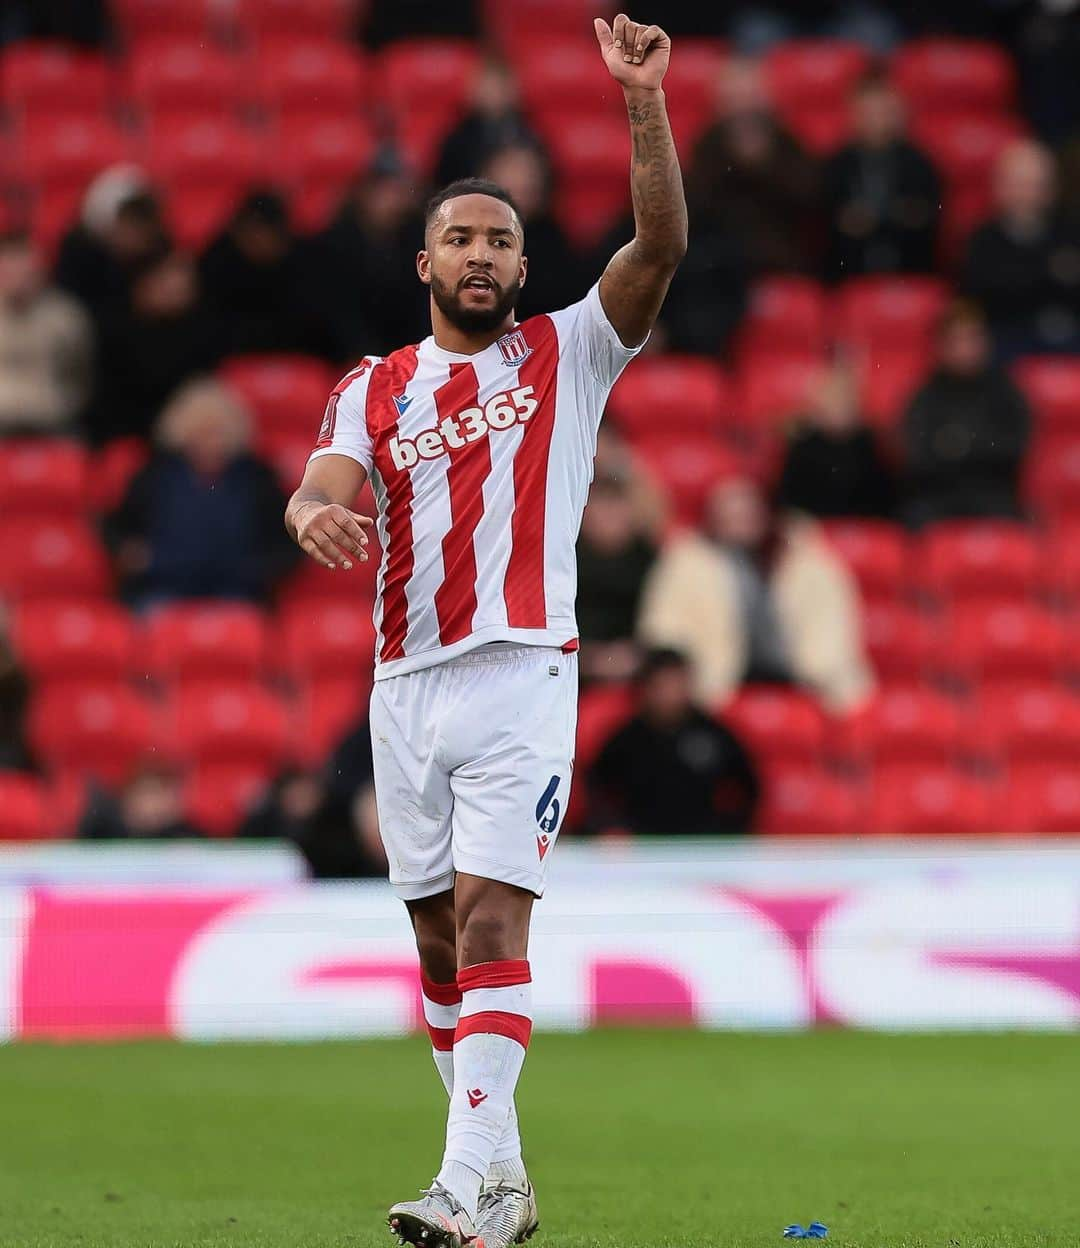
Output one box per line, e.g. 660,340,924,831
607,357,731,439
766,40,869,113
1,43,112,120
633,435,741,528
484,0,604,49
662,39,727,116
858,351,926,428
1043,525,1080,599
279,600,376,682
552,181,629,249
1004,763,1080,836
517,39,620,122
734,278,828,363
170,682,291,768
542,116,629,230
720,687,828,765
0,440,89,516
235,0,363,41
165,183,247,250
0,773,50,841
821,520,909,604
274,115,375,219
17,116,133,192
186,761,273,836
142,116,267,188
861,601,936,681
914,113,1023,191
736,353,822,429
833,277,948,356
786,105,849,154
973,684,1080,764
220,355,336,439
278,531,381,609
260,432,315,493
254,40,368,118
142,604,271,684
870,763,993,835
14,601,135,685
576,682,635,773
291,674,370,765
29,682,156,785
935,602,1067,682
127,40,243,117
841,683,965,765
1024,437,1080,524
378,40,479,126
111,0,221,39
891,39,1015,116
1011,357,1080,433
758,765,863,836
0,519,111,600
912,522,1043,602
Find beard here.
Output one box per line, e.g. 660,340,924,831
429,270,522,333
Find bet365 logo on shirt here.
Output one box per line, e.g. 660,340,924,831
389,386,537,469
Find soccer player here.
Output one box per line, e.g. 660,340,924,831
284,14,686,1247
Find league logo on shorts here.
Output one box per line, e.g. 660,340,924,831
535,774,562,860
497,329,533,367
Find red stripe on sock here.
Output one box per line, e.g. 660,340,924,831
456,1010,532,1049
457,959,531,993
427,1023,456,1052
420,973,462,1007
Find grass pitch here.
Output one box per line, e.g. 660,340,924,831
1,1029,1076,1248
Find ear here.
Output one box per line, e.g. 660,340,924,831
518,253,528,289
416,249,431,285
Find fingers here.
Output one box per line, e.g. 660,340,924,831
612,12,628,53
633,24,663,63
301,530,347,571
327,514,366,561
593,16,612,49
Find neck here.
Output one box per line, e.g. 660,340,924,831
430,301,515,355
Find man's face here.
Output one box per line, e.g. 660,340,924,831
418,194,526,333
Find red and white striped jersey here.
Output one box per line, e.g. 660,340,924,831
309,282,643,680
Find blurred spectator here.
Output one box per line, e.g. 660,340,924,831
576,474,659,685
588,647,760,836
1,0,111,46
900,300,1030,528
313,152,428,360
105,379,298,607
0,228,92,437
481,144,581,321
54,168,171,324
774,361,896,518
200,190,333,359
362,0,479,47
0,613,33,771
436,59,545,189
91,248,221,445
78,762,202,840
639,477,871,711
687,55,821,275
962,140,1080,361
823,68,941,280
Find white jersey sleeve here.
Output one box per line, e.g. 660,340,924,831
307,359,381,474
552,281,648,390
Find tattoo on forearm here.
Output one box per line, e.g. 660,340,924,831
625,93,686,262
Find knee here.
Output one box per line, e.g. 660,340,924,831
458,907,517,967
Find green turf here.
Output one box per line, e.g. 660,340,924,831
1,1030,1077,1247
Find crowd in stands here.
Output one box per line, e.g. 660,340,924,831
3,1,1080,863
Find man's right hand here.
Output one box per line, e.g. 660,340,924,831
293,501,372,571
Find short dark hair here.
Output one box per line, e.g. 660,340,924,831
424,178,523,235
636,647,691,684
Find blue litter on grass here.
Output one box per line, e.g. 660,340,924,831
783,1222,828,1238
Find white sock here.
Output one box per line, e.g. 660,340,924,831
421,971,525,1177
436,959,533,1219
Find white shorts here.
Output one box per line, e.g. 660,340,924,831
369,643,578,900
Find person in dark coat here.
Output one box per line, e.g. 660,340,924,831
105,378,298,607
775,361,896,518
435,59,546,189
588,648,761,837
78,763,202,840
962,139,1080,361
900,300,1031,528
823,68,941,280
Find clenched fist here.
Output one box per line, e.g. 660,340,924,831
594,13,671,91
293,501,372,571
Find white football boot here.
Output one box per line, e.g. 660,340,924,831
387,1181,477,1248
474,1173,539,1247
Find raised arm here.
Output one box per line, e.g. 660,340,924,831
594,13,688,347
285,454,372,572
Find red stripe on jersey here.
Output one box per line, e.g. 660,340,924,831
503,315,559,628
433,362,491,646
333,356,373,396
421,974,462,1007
427,1023,456,1052
371,345,420,663
457,958,532,992
455,1010,532,1049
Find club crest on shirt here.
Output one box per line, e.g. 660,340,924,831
497,329,533,366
